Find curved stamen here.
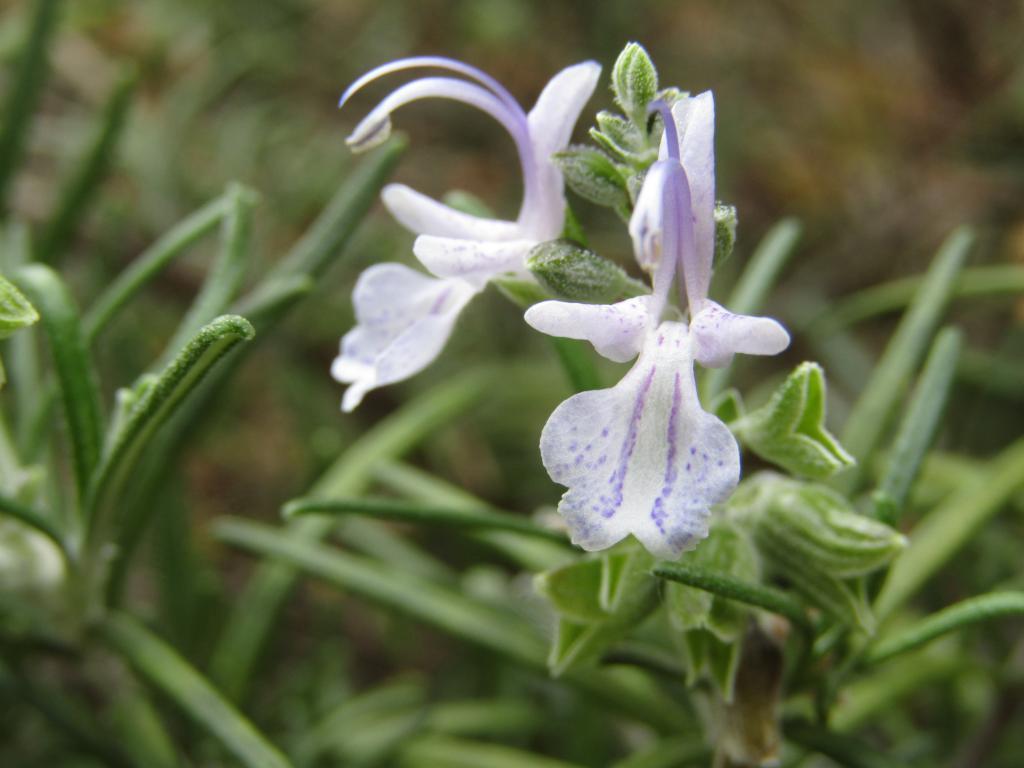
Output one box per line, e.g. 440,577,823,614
648,100,680,162
345,77,537,213
339,56,525,120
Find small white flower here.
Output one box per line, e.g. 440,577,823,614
526,93,789,559
332,57,600,410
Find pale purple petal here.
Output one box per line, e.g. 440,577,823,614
381,184,521,241
525,297,652,363
331,263,477,411
413,235,534,287
660,92,715,305
690,301,790,369
521,61,602,239
540,322,740,558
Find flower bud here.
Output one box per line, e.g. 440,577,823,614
611,43,659,127
714,202,738,267
526,239,642,303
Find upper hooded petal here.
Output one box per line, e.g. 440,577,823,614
525,297,651,363
690,300,790,368
520,61,602,239
660,92,715,305
540,321,740,559
382,184,522,241
413,235,534,288
331,263,478,411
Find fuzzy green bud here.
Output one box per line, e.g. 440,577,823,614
612,42,659,128
526,239,642,303
733,474,906,631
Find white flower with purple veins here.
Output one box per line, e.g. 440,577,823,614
331,56,601,411
526,93,790,559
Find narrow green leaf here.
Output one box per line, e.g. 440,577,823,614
783,719,902,768
37,68,136,264
84,193,231,342
832,649,961,731
283,496,568,544
100,611,293,768
215,516,546,665
12,264,103,502
261,137,407,286
372,460,570,571
215,517,687,733
836,228,971,493
875,437,1024,619
209,371,489,702
1,659,135,768
956,347,1024,402
399,735,586,768
865,591,1024,665
0,0,63,212
0,490,65,553
609,737,710,768
703,218,802,398
82,316,254,612
653,561,813,635
872,326,962,524
162,182,257,360
809,264,1024,336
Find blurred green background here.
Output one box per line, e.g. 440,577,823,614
4,0,1024,764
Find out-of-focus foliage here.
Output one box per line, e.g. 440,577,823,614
2,1,1024,767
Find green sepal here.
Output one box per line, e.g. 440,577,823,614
540,541,659,677
734,362,855,480
526,239,645,303
534,557,605,623
714,202,738,267
665,521,760,642
711,388,745,425
0,271,38,337
611,42,659,128
553,146,629,208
